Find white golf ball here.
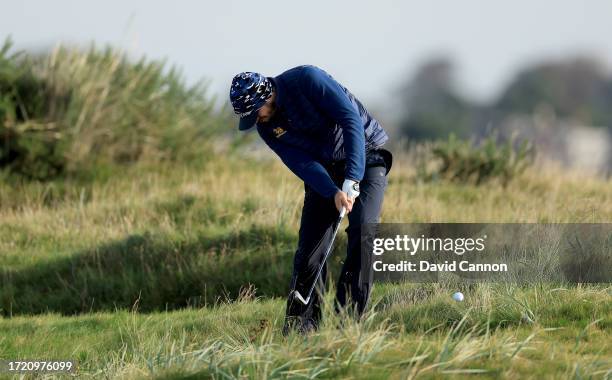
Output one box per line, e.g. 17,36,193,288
452,292,464,302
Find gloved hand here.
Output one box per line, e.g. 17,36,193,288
342,179,360,199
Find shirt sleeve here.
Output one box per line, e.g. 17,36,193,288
299,65,366,182
257,127,340,198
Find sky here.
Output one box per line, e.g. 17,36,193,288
3,0,612,111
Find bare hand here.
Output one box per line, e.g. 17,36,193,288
334,190,354,214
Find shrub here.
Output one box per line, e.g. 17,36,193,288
0,37,228,181
417,133,534,186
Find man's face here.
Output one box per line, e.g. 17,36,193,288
256,91,277,124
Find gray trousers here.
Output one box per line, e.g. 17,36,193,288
283,149,390,334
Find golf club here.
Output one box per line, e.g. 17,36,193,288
293,206,347,305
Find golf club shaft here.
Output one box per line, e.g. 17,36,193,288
294,206,346,305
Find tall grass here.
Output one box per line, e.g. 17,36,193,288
1,37,230,181
1,283,609,379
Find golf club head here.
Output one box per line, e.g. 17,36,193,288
292,290,310,305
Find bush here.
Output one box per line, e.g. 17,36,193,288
0,37,229,181
1,40,63,180
417,133,534,186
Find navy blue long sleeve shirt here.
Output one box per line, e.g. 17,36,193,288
256,65,388,198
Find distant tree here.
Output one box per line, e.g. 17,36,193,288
398,57,475,141
495,57,612,127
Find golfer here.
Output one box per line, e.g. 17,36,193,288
229,65,392,335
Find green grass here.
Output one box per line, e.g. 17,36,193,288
0,283,609,379
1,152,611,378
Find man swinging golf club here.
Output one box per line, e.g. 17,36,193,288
229,65,392,336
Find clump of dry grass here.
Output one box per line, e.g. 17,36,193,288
1,37,229,181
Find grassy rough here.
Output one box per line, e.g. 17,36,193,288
0,149,611,378
0,284,609,379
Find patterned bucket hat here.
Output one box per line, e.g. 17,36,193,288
229,72,273,130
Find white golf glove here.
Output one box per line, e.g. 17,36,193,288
342,179,360,199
